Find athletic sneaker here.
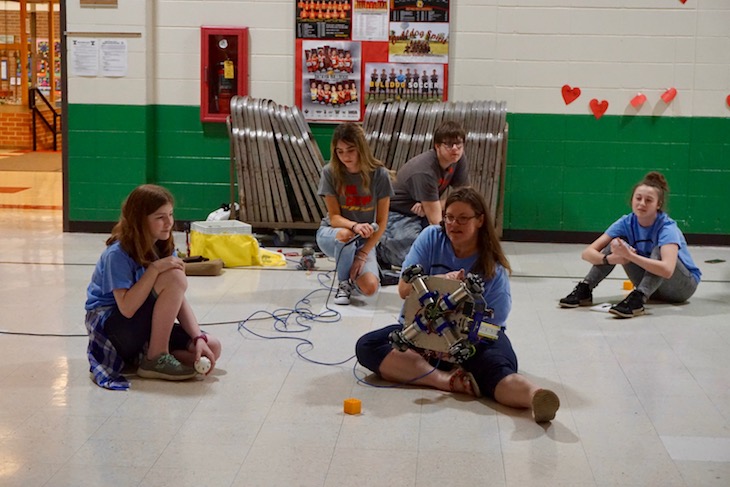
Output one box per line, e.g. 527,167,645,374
609,290,645,318
334,280,352,305
137,353,196,380
559,281,593,308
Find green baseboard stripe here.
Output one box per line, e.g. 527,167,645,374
66,104,730,237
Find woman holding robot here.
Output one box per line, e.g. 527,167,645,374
356,187,560,423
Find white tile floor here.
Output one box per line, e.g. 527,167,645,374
1,208,730,487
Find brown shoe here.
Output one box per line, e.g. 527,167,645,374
532,389,560,423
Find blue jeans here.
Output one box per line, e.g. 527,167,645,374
316,225,380,289
585,246,698,303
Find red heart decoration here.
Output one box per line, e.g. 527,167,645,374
561,85,581,105
679,0,687,4
726,94,730,107
589,99,609,119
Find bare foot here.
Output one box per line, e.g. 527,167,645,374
448,369,481,397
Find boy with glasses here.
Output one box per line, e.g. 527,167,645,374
377,121,470,270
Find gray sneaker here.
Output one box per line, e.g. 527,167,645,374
334,280,352,305
137,353,196,381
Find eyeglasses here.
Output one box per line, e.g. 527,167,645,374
439,141,464,150
443,214,478,225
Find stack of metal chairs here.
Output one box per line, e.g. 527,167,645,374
227,96,327,229
363,100,508,233
227,96,508,234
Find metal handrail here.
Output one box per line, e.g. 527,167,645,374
29,87,60,151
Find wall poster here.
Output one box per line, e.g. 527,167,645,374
295,0,450,123
301,40,362,121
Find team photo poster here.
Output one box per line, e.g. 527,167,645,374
295,0,450,122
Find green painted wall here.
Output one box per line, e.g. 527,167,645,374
67,104,730,235
506,113,730,234
67,104,231,222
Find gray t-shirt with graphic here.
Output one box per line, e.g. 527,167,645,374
318,164,394,226
389,149,469,216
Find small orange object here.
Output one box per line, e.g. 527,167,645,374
623,280,634,290
343,398,362,415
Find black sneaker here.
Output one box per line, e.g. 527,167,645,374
559,282,593,308
376,245,392,270
380,269,400,286
334,280,352,305
609,290,645,318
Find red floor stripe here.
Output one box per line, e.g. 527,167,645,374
0,204,62,210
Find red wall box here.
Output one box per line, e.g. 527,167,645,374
200,26,249,122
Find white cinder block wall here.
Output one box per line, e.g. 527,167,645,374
451,0,729,117
66,0,729,115
66,0,151,105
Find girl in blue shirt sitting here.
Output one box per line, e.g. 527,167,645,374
560,171,701,318
85,184,222,389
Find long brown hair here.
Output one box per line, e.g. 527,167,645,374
443,187,511,278
107,184,175,267
329,122,391,194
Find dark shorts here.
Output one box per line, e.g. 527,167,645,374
104,293,192,366
355,324,519,399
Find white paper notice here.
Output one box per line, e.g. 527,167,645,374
70,38,99,76
352,9,389,41
100,39,127,77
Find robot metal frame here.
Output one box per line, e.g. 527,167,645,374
389,264,501,363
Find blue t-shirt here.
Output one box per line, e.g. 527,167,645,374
401,225,512,328
85,241,147,311
606,212,701,283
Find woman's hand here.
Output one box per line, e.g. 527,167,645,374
150,255,185,274
609,238,634,264
194,339,216,375
443,269,465,281
352,222,376,239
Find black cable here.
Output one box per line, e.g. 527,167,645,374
0,330,87,337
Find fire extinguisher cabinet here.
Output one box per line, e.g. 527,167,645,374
200,26,249,123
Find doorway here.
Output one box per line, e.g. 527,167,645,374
0,0,62,214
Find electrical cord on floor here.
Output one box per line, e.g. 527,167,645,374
235,269,354,365
0,330,87,337
236,229,385,367
0,311,299,338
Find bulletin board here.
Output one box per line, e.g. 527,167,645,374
295,0,451,123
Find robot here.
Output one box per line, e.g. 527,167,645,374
298,244,317,271
388,264,501,363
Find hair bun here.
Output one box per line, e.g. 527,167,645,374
643,171,669,193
